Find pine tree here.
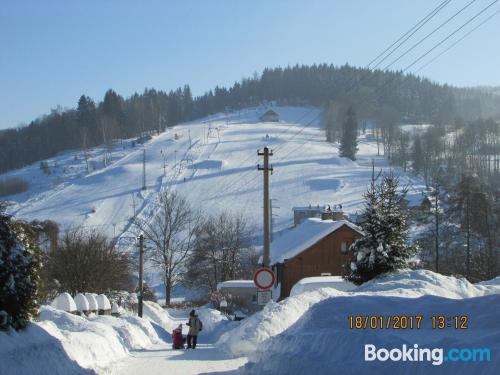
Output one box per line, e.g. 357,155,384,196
411,134,424,174
346,173,415,285
339,107,358,161
0,207,42,330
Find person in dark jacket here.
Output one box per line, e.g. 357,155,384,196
186,309,202,349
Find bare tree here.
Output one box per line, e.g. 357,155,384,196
184,212,256,292
46,228,133,295
134,190,198,305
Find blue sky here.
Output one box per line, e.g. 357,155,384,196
1,0,499,129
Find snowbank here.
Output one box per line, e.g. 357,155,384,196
0,324,93,375
217,287,342,357
218,270,500,358
290,276,356,296
239,294,500,375
51,293,77,312
0,300,178,374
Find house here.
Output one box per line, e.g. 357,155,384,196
420,195,432,212
216,280,260,313
260,109,280,122
270,218,363,300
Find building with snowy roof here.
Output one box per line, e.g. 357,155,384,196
270,218,363,299
259,109,280,122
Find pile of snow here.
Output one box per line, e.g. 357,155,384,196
217,287,343,357
96,294,111,310
142,301,177,332
51,293,77,313
290,276,356,296
218,270,500,358
196,307,235,341
239,294,500,374
74,293,89,313
0,323,93,374
1,299,179,374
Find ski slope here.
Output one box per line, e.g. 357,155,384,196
3,106,426,246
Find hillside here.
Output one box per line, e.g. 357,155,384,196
2,106,426,247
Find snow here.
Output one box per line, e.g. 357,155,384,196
290,276,357,296
51,292,77,312
96,294,111,310
270,218,363,264
2,106,426,254
74,293,89,313
217,280,256,289
217,270,500,359
84,293,98,311
239,294,500,375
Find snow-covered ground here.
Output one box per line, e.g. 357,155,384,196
1,271,498,374
2,106,426,243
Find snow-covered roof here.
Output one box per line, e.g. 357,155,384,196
271,218,363,264
51,292,77,312
217,280,256,290
74,293,89,312
96,294,111,310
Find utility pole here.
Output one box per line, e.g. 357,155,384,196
138,234,144,318
131,193,136,218
188,129,192,149
142,149,146,190
258,147,273,267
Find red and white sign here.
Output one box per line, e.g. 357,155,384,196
253,268,276,290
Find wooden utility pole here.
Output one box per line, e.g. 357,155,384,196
138,234,144,318
142,149,146,190
258,147,273,267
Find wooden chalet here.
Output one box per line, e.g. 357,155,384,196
270,218,363,300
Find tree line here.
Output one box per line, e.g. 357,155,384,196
2,64,500,174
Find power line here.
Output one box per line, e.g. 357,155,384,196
415,8,500,73
368,0,452,69
382,0,478,71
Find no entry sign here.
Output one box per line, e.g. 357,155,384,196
253,268,276,290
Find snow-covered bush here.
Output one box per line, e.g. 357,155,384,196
74,293,89,314
0,211,42,330
84,293,98,312
96,294,111,314
51,293,77,313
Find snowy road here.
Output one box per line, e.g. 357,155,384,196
113,342,246,375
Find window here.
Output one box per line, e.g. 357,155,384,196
341,241,348,253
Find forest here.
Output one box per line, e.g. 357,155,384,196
1,63,499,174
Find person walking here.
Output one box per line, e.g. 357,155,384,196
186,309,202,349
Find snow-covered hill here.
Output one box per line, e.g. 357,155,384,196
2,106,426,246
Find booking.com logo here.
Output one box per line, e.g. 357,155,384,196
365,344,491,366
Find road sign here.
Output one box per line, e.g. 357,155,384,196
257,290,272,305
253,268,276,290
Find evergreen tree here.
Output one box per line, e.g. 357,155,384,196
346,173,414,285
339,107,358,161
0,207,42,330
